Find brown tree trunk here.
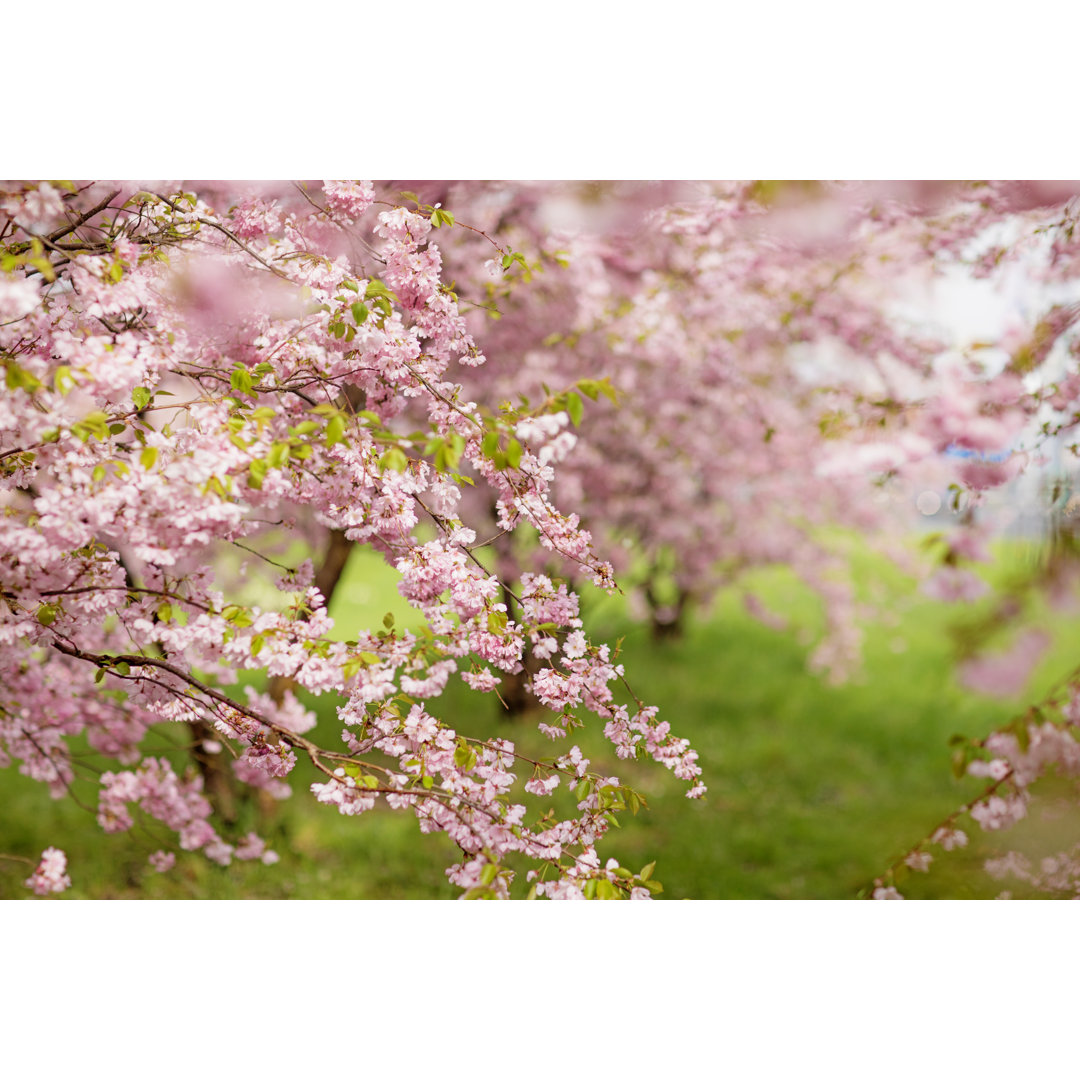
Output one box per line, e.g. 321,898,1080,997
104,538,239,822
188,720,238,823
495,582,545,719
258,528,355,819
645,584,692,641
497,651,545,719
268,528,354,704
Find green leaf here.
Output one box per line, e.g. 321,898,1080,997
325,414,347,447
72,410,110,442
267,442,291,469
351,301,369,325
640,861,655,881
596,377,618,404
566,390,584,427
364,279,396,302
140,446,158,470
132,386,153,411
53,365,76,396
506,438,522,469
221,604,254,628
250,634,266,657
203,475,230,498
377,447,409,473
36,603,60,626
479,862,499,887
454,744,477,771
248,458,269,489
230,365,254,396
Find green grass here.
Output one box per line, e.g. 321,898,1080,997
4,540,1079,900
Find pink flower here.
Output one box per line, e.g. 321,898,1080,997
904,851,933,873
25,847,71,896
931,827,968,852
462,669,500,692
148,850,176,872
0,275,41,322
234,832,272,861
322,180,374,223
5,182,64,232
524,774,560,796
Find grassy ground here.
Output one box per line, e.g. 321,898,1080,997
4,540,1079,900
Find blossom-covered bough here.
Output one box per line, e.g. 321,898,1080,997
0,180,702,899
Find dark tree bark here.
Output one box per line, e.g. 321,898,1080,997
268,528,354,704
645,583,692,641
495,580,545,718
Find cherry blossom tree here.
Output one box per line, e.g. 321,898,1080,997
7,177,1080,900
0,180,703,899
416,181,958,676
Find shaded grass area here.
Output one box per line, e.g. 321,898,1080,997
4,540,1079,900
